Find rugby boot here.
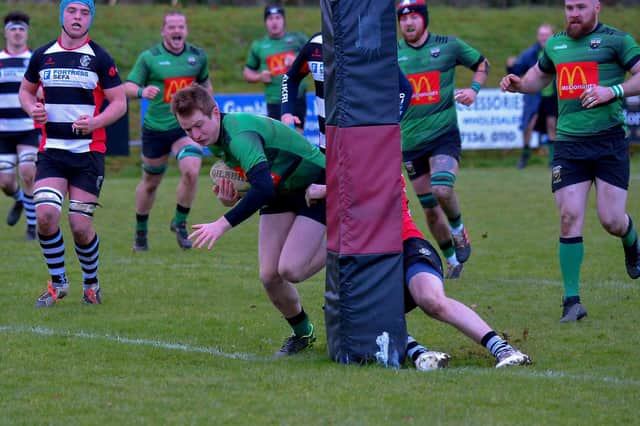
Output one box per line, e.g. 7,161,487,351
34,281,68,308
623,238,640,279
170,220,192,250
7,200,23,226
133,230,148,252
275,325,316,358
560,297,588,323
495,348,532,368
452,227,471,263
82,284,102,305
445,261,463,280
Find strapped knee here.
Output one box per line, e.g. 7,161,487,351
430,171,456,188
176,145,203,161
0,154,17,173
418,193,438,209
34,187,64,211
142,162,168,175
69,199,101,217
18,150,37,165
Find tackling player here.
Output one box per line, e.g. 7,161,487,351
396,0,486,278
126,11,213,252
501,0,640,321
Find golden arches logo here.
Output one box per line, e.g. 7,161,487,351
266,51,295,76
556,61,598,100
407,71,440,105
163,77,195,103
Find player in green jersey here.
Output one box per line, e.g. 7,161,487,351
171,84,325,357
243,5,307,130
501,0,640,322
396,0,489,279
125,11,213,252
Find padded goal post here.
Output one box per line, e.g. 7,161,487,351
321,0,407,367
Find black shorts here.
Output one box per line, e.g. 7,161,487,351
534,95,558,134
0,130,40,153
36,149,105,196
403,237,444,313
551,132,629,192
267,95,307,128
141,126,187,159
402,128,462,180
259,190,326,225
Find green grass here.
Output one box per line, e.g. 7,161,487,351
1,159,640,424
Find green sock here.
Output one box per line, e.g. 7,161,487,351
449,214,462,230
559,237,583,298
287,309,312,337
173,204,190,225
439,239,455,259
136,214,149,232
622,215,637,247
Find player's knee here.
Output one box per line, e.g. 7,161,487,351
180,166,199,186
142,162,167,177
430,172,456,199
418,193,438,210
278,264,305,284
418,293,447,319
69,219,93,243
0,154,17,174
600,214,625,235
259,268,281,287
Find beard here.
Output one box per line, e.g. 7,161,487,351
566,14,597,39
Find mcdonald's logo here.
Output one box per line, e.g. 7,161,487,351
266,51,296,76
407,71,440,105
556,61,598,100
163,77,195,103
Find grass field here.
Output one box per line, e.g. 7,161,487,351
2,158,640,424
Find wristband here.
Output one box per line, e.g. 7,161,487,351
470,81,481,93
137,87,144,98
610,84,624,98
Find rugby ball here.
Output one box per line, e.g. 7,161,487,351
209,160,251,194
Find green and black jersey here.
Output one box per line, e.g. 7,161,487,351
539,23,640,141
128,42,210,132
245,32,307,104
209,113,325,194
397,33,483,152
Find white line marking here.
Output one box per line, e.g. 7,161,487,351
0,325,257,361
3,325,639,387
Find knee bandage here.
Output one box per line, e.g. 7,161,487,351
18,150,37,165
418,193,439,209
0,154,17,173
34,187,64,211
430,171,456,188
176,145,203,161
142,162,168,175
69,199,101,217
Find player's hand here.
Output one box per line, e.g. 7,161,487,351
580,86,613,109
281,113,301,127
141,85,161,99
260,70,272,83
189,217,232,250
31,102,48,125
305,183,327,207
500,74,522,93
213,178,241,207
72,115,97,136
454,88,477,106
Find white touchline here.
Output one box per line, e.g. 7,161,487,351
0,325,258,361
2,324,639,387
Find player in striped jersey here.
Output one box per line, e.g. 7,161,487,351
0,11,38,240
19,0,126,307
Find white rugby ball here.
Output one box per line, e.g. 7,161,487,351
209,160,251,193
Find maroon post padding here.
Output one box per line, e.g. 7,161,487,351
326,124,402,255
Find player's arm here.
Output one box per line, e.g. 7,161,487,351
243,43,271,84
281,43,310,125
581,59,640,108
19,79,47,125
455,57,489,107
74,85,127,134
124,81,160,100
501,63,553,94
